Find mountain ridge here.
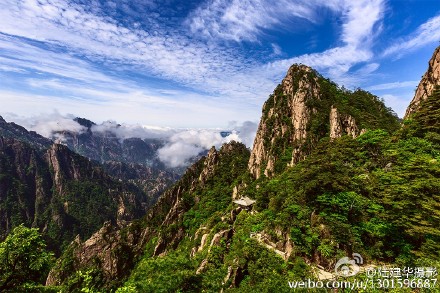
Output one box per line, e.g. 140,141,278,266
248,64,399,178
404,46,440,119
0,115,178,210
3,45,440,292
44,63,407,291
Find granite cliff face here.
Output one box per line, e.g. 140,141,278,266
46,155,207,286
46,141,249,288
0,116,52,151
248,65,371,179
329,106,363,139
0,116,177,240
248,65,318,178
0,133,152,253
405,46,440,119
54,117,178,199
39,49,439,291
42,60,405,291
45,221,151,287
0,137,52,236
56,118,165,168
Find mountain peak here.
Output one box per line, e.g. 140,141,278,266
73,117,96,129
0,115,53,151
248,64,399,179
404,45,440,119
286,63,315,74
248,64,321,178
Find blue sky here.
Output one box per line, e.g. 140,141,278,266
1,0,440,128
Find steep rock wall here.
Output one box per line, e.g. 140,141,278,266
405,46,440,118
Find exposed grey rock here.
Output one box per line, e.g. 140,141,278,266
405,46,440,118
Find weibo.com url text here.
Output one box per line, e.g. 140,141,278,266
288,278,438,290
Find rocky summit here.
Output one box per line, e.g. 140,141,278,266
405,46,440,119
2,46,440,292
248,64,399,178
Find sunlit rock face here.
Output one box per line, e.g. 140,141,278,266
405,46,440,119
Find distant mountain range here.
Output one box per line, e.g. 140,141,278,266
45,45,440,292
0,114,236,255
0,116,178,254
2,45,440,292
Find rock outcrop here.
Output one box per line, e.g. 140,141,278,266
248,65,320,178
47,141,250,287
153,142,245,256
248,64,397,179
0,116,171,250
0,115,177,207
0,137,52,239
248,65,367,179
198,146,219,186
404,46,440,119
46,221,150,286
329,106,363,139
0,134,149,252
0,116,52,151
53,117,178,200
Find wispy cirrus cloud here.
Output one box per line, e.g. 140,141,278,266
0,0,387,98
186,0,387,89
266,0,385,86
0,0,279,114
383,14,440,58
366,80,419,91
187,0,318,42
2,0,434,127
0,35,121,85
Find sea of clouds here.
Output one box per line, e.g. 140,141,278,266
4,112,258,168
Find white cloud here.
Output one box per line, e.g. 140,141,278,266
0,64,27,73
158,142,204,168
355,63,380,76
3,110,257,168
157,129,223,167
0,0,272,96
0,35,123,86
5,111,86,138
188,0,317,42
380,94,412,118
0,0,386,104
340,0,384,48
266,46,372,87
157,121,258,167
366,80,419,91
264,0,385,86
0,0,281,123
0,0,403,126
383,14,440,58
226,120,258,147
271,43,283,56
0,86,260,128
91,121,177,140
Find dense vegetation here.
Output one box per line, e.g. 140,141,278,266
259,66,400,177
0,138,150,257
0,225,55,292
109,88,440,292
2,74,440,291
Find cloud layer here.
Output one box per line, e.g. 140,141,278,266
157,121,258,167
0,1,439,123
383,14,440,58
4,113,257,168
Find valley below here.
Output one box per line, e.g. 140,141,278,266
1,46,440,292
